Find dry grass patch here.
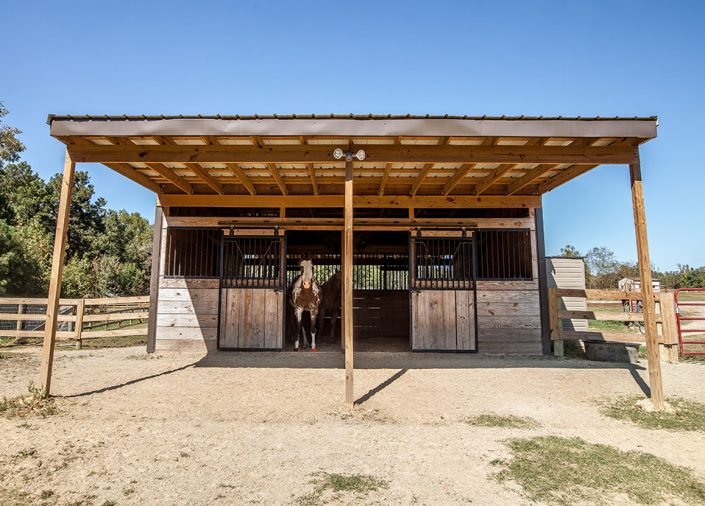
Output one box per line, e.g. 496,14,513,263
296,472,388,505
465,413,538,429
494,436,705,505
601,396,705,432
0,383,58,419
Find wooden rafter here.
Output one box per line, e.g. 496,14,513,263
378,136,401,196
67,143,638,165
224,163,257,195
266,163,288,195
378,162,393,196
505,164,558,195
145,163,193,194
443,163,476,195
409,138,448,196
410,163,434,196
537,164,598,193
187,164,224,195
475,164,517,195
104,163,161,193
306,163,319,195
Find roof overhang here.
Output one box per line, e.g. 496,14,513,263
48,115,657,204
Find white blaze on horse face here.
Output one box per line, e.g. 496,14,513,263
300,260,313,289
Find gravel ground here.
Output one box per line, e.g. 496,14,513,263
1,346,704,505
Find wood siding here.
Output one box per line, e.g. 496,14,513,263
155,277,219,351
219,287,283,349
476,279,542,354
546,257,587,332
411,290,476,351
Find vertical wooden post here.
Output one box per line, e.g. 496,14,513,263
39,149,75,397
146,205,164,353
74,298,85,350
16,304,24,331
659,292,679,363
630,156,665,410
548,287,563,357
344,158,354,409
535,206,552,355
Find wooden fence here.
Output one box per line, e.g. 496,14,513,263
0,296,149,348
548,288,679,362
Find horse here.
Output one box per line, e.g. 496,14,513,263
289,259,321,350
319,270,342,341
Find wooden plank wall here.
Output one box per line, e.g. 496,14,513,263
411,290,476,351
155,277,219,351
219,287,283,349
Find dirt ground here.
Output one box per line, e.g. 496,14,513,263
1,347,705,505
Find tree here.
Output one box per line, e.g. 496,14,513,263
0,219,45,296
0,102,24,170
559,244,581,257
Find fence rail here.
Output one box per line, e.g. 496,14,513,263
548,288,679,362
0,296,149,347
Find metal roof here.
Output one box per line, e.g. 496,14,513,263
47,113,658,124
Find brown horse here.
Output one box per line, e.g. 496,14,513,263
288,259,321,350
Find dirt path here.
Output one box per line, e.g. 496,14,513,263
1,347,705,505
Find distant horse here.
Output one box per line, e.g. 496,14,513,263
289,259,321,350
319,270,342,341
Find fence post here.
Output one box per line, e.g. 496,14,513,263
16,303,23,331
659,292,679,363
74,299,85,350
549,287,563,357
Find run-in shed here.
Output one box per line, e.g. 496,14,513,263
40,114,663,409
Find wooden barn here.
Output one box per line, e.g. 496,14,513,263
41,114,663,408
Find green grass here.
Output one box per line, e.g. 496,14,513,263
465,414,538,429
0,383,57,419
589,319,635,332
494,436,705,505
601,396,705,432
296,473,388,505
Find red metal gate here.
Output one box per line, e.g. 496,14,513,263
675,288,705,356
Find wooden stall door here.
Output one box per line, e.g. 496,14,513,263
411,290,476,351
410,234,477,351
219,287,283,349
218,234,285,350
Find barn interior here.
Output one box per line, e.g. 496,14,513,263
285,230,410,352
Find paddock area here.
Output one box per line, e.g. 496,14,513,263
2,346,705,505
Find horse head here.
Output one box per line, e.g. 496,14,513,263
299,259,314,289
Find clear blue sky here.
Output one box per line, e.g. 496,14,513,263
3,0,703,270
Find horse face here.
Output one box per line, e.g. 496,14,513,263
299,259,313,289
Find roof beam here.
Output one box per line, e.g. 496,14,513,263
306,163,319,195
145,163,193,194
186,164,224,195
505,164,558,195
224,163,256,195
67,144,638,165
537,164,598,193
443,163,476,195
157,194,540,209
378,162,393,196
266,163,287,195
104,163,162,193
410,163,434,196
475,164,517,195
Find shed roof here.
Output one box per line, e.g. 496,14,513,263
48,115,657,206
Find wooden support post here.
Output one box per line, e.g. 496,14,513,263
344,158,354,409
39,149,76,397
548,287,563,357
659,292,679,363
146,205,164,353
630,156,665,410
74,299,85,350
